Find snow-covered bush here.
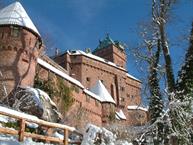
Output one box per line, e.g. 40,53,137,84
81,124,133,145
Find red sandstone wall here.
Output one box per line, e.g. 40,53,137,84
63,54,141,107
38,55,148,127
54,52,144,124
36,64,103,129
112,45,126,68
93,44,126,68
0,26,41,98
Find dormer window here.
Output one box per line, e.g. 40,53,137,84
11,26,20,37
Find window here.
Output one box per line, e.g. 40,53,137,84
86,77,90,82
29,38,31,45
120,97,125,102
1,33,4,39
11,26,20,37
121,87,125,91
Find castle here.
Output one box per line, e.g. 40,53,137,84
0,2,148,129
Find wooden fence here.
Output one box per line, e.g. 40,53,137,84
0,109,82,145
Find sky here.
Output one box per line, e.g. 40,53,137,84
2,0,193,104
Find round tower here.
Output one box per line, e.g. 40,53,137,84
0,2,42,100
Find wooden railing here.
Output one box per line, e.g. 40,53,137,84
0,109,82,145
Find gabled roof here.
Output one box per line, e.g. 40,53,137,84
90,80,116,104
116,110,127,120
0,2,40,36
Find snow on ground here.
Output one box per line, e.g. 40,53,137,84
81,124,133,145
0,105,132,145
0,134,54,145
0,105,39,122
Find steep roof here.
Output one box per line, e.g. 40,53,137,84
96,34,115,50
116,110,127,120
0,2,40,36
90,80,116,104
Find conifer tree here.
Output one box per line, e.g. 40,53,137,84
176,22,193,100
173,22,193,144
148,38,164,144
148,38,163,123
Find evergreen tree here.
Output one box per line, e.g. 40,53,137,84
148,38,164,144
148,38,163,123
176,22,193,100
173,22,193,144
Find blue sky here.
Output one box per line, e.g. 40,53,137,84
3,0,193,104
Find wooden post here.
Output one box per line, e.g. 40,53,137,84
46,127,53,143
19,119,25,142
63,129,68,145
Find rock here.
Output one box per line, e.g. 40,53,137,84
10,86,61,122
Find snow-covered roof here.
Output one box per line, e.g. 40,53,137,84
37,58,115,104
67,50,126,71
90,80,116,104
126,73,141,82
67,50,140,82
115,114,121,120
115,110,126,120
0,2,40,36
127,105,148,112
83,89,104,102
37,58,84,88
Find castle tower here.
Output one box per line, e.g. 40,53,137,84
0,2,42,99
90,80,116,124
93,34,127,68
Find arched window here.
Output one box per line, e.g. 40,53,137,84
11,26,20,37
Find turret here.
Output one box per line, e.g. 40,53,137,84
0,2,42,99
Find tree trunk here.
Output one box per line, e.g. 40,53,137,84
159,23,175,96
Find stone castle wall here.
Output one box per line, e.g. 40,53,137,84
36,64,103,130
0,25,148,129
0,26,41,99
55,53,141,110
93,44,127,68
